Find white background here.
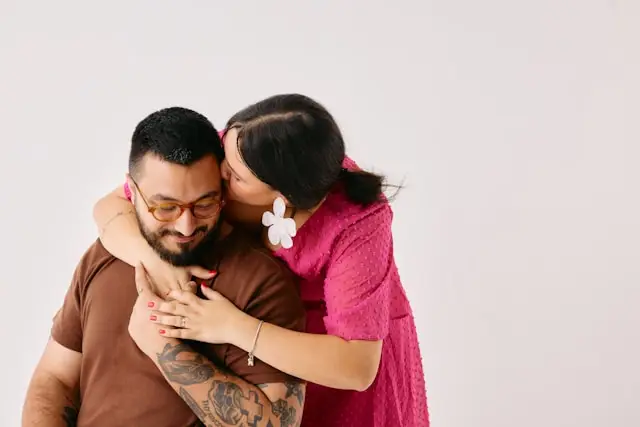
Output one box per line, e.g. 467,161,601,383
1,1,638,426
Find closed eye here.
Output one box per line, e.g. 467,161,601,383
156,204,179,212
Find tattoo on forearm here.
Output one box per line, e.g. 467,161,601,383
180,387,224,427
210,380,265,427
157,343,215,385
180,387,207,421
284,382,305,406
271,399,297,427
159,343,303,426
61,405,78,427
201,399,224,427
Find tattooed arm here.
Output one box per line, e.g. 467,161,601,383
154,340,305,427
22,340,81,427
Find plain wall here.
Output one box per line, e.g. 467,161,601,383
1,1,638,426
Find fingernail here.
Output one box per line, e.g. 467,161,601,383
150,315,157,321
209,270,217,276
201,281,209,288
147,302,155,308
159,329,166,334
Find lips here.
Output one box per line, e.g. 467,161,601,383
173,235,196,243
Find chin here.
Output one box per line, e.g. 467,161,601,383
160,245,185,258
167,239,200,252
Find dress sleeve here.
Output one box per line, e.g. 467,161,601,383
322,205,395,341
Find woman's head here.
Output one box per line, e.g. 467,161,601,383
220,93,386,210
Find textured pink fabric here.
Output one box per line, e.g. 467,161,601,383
272,157,429,426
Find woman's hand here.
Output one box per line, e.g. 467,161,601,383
129,263,171,358
142,252,216,298
149,284,246,344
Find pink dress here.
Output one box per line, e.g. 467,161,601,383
123,156,429,426
272,157,429,426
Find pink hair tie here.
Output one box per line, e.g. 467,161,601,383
218,129,227,148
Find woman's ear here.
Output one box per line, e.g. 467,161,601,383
276,192,292,207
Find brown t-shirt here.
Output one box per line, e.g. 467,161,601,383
51,228,305,427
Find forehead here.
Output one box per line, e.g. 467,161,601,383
222,128,251,175
136,154,221,200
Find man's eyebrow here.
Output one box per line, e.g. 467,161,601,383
149,190,220,203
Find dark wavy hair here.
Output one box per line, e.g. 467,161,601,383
227,94,395,210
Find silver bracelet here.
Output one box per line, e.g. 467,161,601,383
247,320,264,367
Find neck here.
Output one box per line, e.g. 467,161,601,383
217,220,234,239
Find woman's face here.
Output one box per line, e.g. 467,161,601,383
220,127,280,206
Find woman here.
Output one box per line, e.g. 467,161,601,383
93,94,429,426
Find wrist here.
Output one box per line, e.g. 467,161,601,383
229,311,262,351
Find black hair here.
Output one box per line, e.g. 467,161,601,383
129,106,223,178
227,94,394,210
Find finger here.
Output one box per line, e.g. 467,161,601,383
155,300,189,317
200,285,223,301
150,313,186,328
181,281,198,294
168,289,201,305
189,266,217,280
159,327,195,339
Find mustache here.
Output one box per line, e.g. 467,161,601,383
158,226,208,238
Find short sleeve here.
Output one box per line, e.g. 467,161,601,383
224,256,306,385
323,205,394,341
51,264,85,353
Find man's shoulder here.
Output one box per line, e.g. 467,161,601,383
220,229,294,279
73,238,124,288
215,229,300,311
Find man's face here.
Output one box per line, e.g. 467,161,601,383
129,154,224,266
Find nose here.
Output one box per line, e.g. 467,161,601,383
173,209,197,237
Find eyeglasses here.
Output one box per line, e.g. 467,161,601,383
130,179,224,222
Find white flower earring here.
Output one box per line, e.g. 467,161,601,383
262,197,297,249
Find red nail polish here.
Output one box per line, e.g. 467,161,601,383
210,270,217,276
147,302,155,308
150,315,157,321
201,281,209,288
159,329,165,334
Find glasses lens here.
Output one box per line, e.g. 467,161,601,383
152,204,181,222
193,201,221,219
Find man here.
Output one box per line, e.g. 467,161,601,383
22,107,307,426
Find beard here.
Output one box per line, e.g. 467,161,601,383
136,210,223,267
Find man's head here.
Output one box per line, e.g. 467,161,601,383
127,107,225,266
